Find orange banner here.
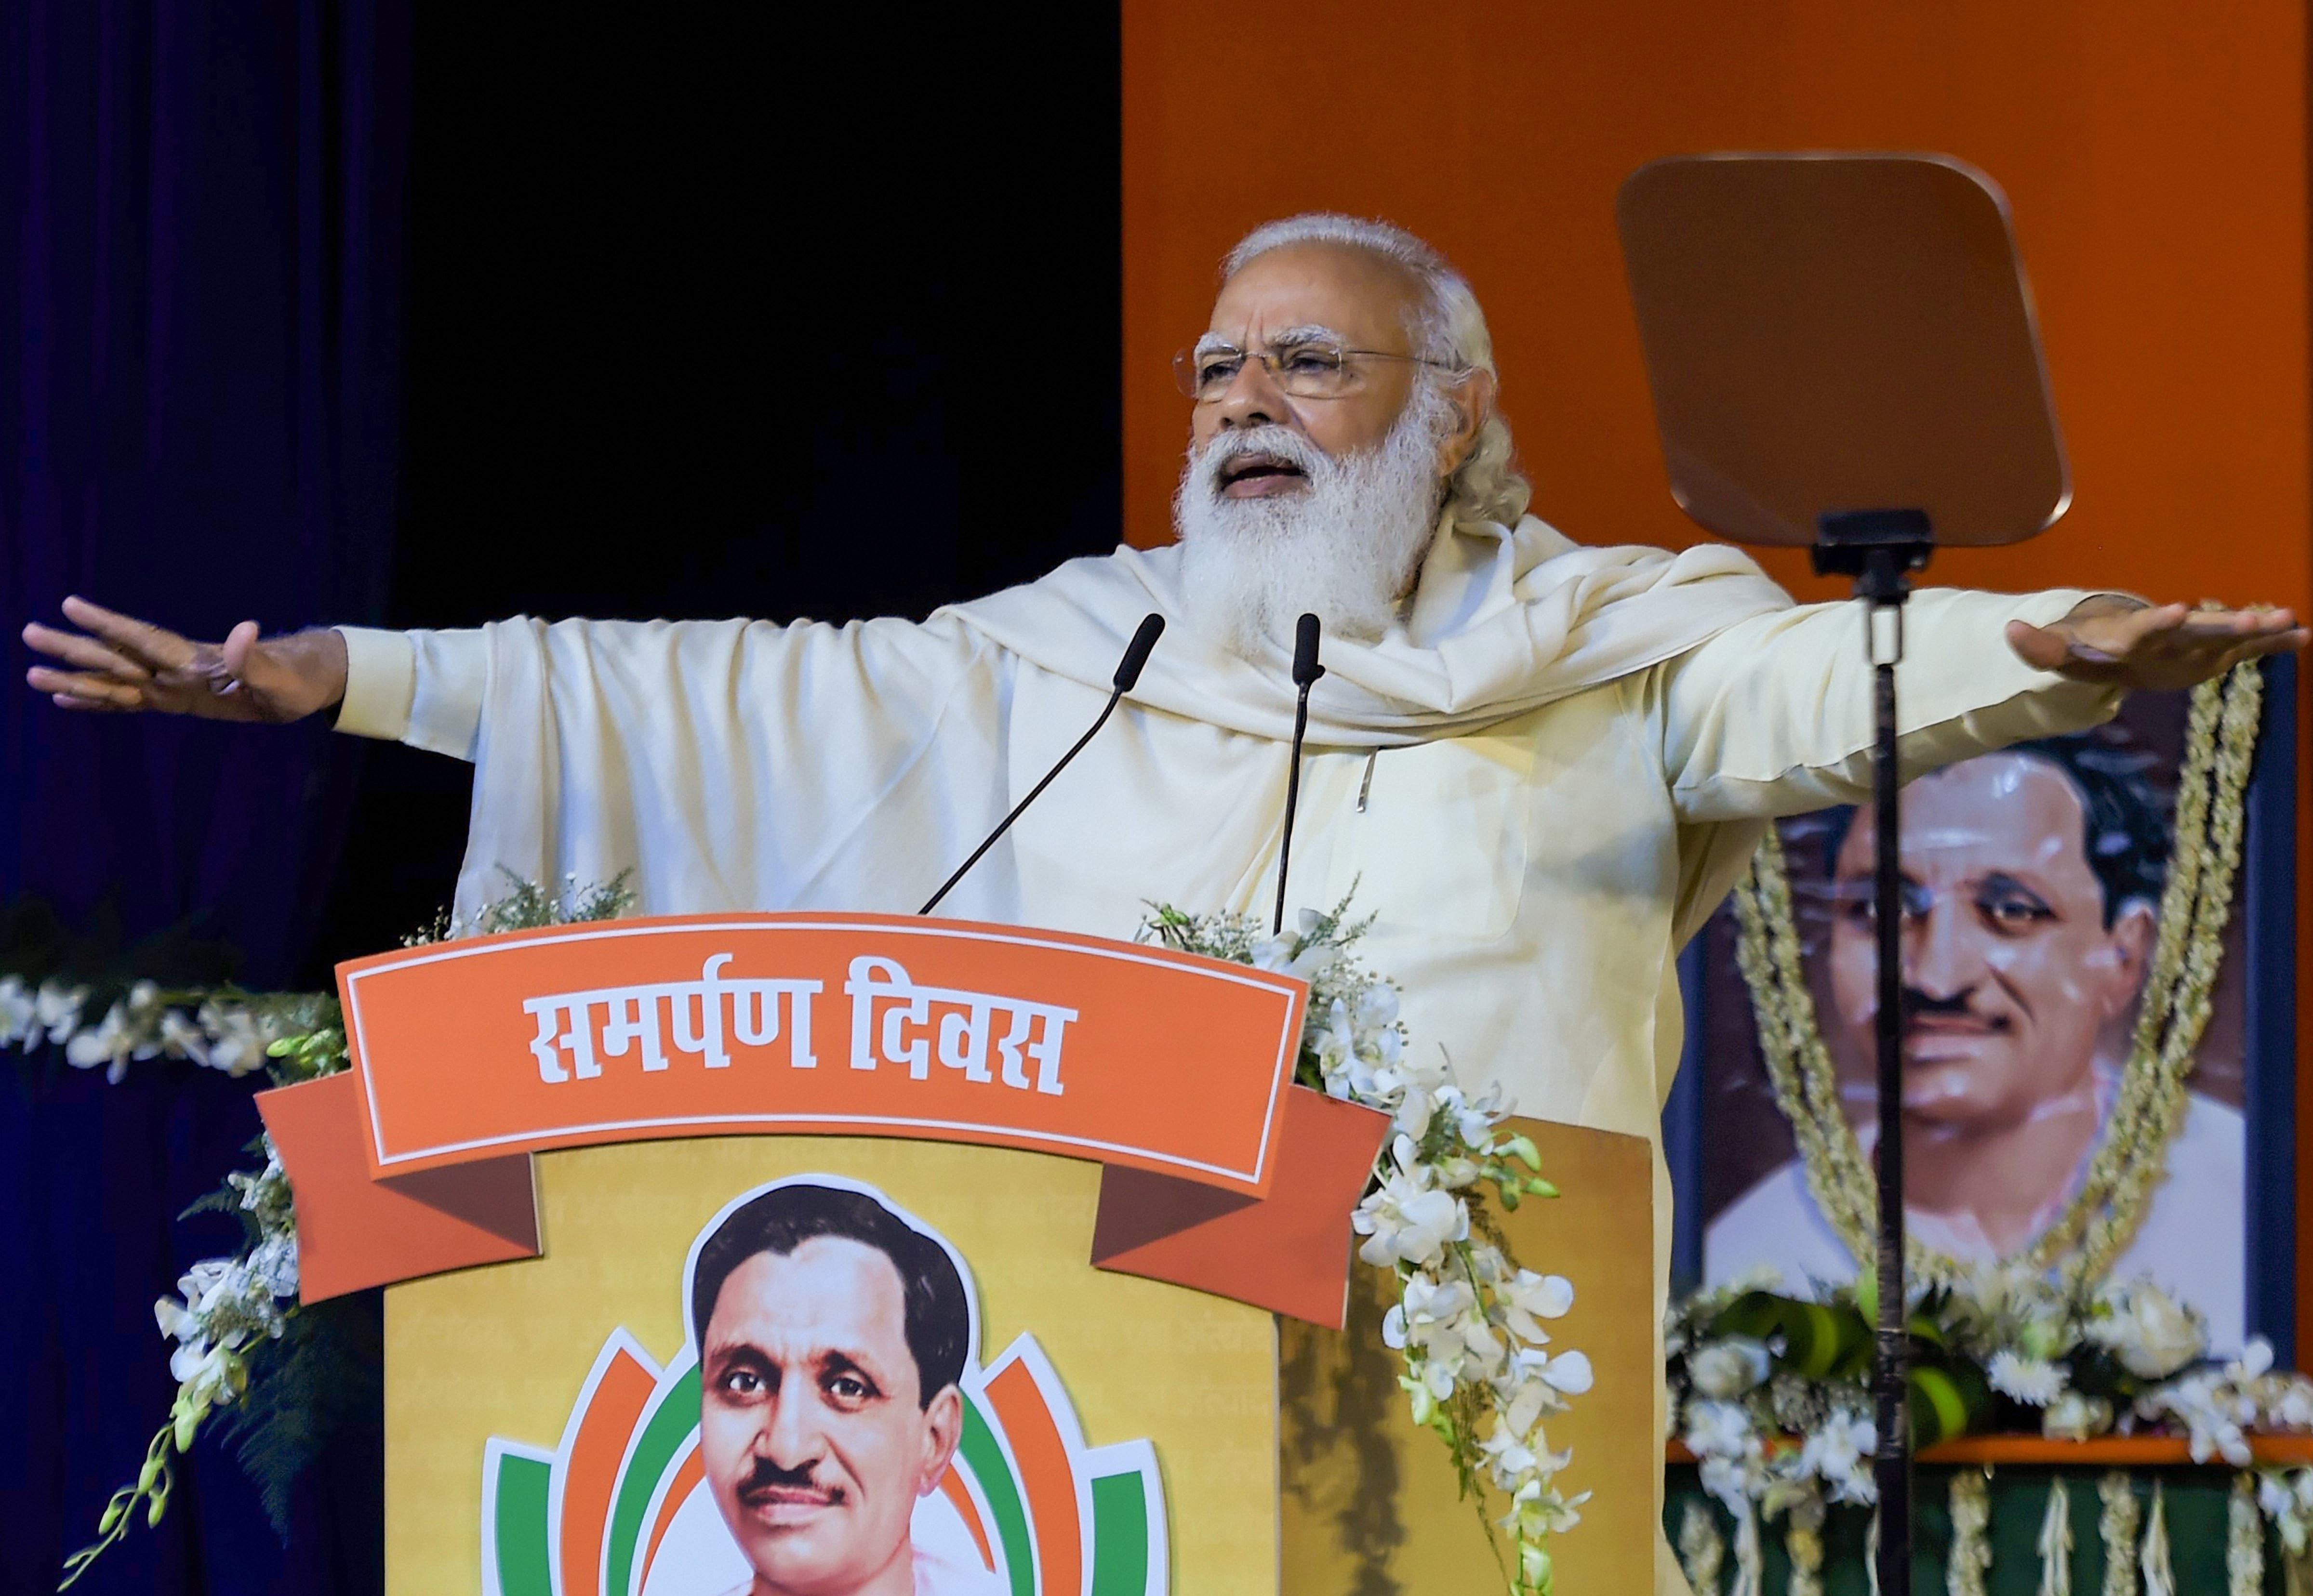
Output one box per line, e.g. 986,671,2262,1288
336,912,1305,1195
262,913,1394,1323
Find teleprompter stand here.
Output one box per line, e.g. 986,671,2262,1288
1812,507,1934,1579
1619,152,2074,1596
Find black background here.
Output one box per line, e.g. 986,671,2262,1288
308,11,1125,981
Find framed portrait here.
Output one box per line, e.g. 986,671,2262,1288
1664,658,2298,1359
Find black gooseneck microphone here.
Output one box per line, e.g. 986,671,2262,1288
1271,612,1325,935
919,613,1166,916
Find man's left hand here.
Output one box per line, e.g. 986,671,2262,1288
2007,595,2309,692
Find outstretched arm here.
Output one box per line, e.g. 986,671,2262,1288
23,596,349,722
2006,594,2306,690
1657,590,2306,823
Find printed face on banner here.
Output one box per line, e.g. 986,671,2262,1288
1698,703,2251,1351
480,1174,1169,1596
690,1185,974,1595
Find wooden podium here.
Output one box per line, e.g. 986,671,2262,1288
259,914,1656,1594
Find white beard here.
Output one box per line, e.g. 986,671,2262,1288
1170,391,1450,658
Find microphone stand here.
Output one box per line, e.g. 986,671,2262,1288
1273,613,1325,935
920,613,1164,916
1811,507,1932,1595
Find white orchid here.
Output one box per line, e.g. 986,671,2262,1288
155,1008,209,1064
65,1000,158,1083
197,1001,278,1078
0,975,36,1045
1383,1276,1477,1352
1500,1269,1575,1344
35,978,89,1044
1145,895,1583,1589
1352,1161,1468,1268
1536,1348,1594,1396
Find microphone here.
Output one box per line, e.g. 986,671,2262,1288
1272,613,1326,935
919,613,1166,916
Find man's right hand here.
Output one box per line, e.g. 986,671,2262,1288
23,596,347,723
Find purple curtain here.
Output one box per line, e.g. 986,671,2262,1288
0,2,409,1591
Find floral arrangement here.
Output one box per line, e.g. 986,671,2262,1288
1142,895,1590,1596
1668,1262,2313,1593
11,874,635,1587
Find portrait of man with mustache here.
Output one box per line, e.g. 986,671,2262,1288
1703,729,2247,1349
688,1182,1001,1596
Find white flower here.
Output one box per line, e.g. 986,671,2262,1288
2087,1279,2207,1379
35,979,88,1044
1352,1167,1467,1268
1799,1410,1878,1505
0,976,35,1046
65,1001,152,1083
153,1295,202,1345
2145,1369,2252,1466
1987,1350,2067,1407
168,1341,243,1420
1502,1363,1571,1436
2042,1390,2113,1442
1689,1337,1772,1400
1383,1276,1477,1355
198,1002,275,1078
1683,1399,1760,1461
1501,1270,1574,1343
156,1008,210,1064
1539,1349,1594,1396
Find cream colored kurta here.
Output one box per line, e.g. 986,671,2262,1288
332,516,2117,1593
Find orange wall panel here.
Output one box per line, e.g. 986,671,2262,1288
1125,0,2313,1353
1123,0,2307,620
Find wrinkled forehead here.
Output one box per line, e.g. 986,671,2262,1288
1206,241,1423,353
1839,753,2095,879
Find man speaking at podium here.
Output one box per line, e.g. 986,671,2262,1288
23,214,2301,1591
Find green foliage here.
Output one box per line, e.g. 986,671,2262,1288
209,1295,385,1537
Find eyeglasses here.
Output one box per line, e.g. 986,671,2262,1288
1172,338,1453,402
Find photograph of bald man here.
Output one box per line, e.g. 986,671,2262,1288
1705,732,2246,1349
691,1183,1001,1596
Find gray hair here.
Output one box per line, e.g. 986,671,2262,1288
1223,213,1531,528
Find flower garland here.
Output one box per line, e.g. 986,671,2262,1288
1949,1468,1994,1596
2232,1472,2268,1596
2037,1479,2073,1596
22,874,636,1587
1678,1498,1728,1594
1728,661,2262,1293
1142,896,1589,1596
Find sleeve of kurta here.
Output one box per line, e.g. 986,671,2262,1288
1653,588,2127,822
325,614,1009,920
332,625,488,757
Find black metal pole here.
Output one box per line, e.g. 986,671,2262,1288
1811,510,1932,1596
1869,643,1910,1593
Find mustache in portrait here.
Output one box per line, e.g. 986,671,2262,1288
735,1454,843,1507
